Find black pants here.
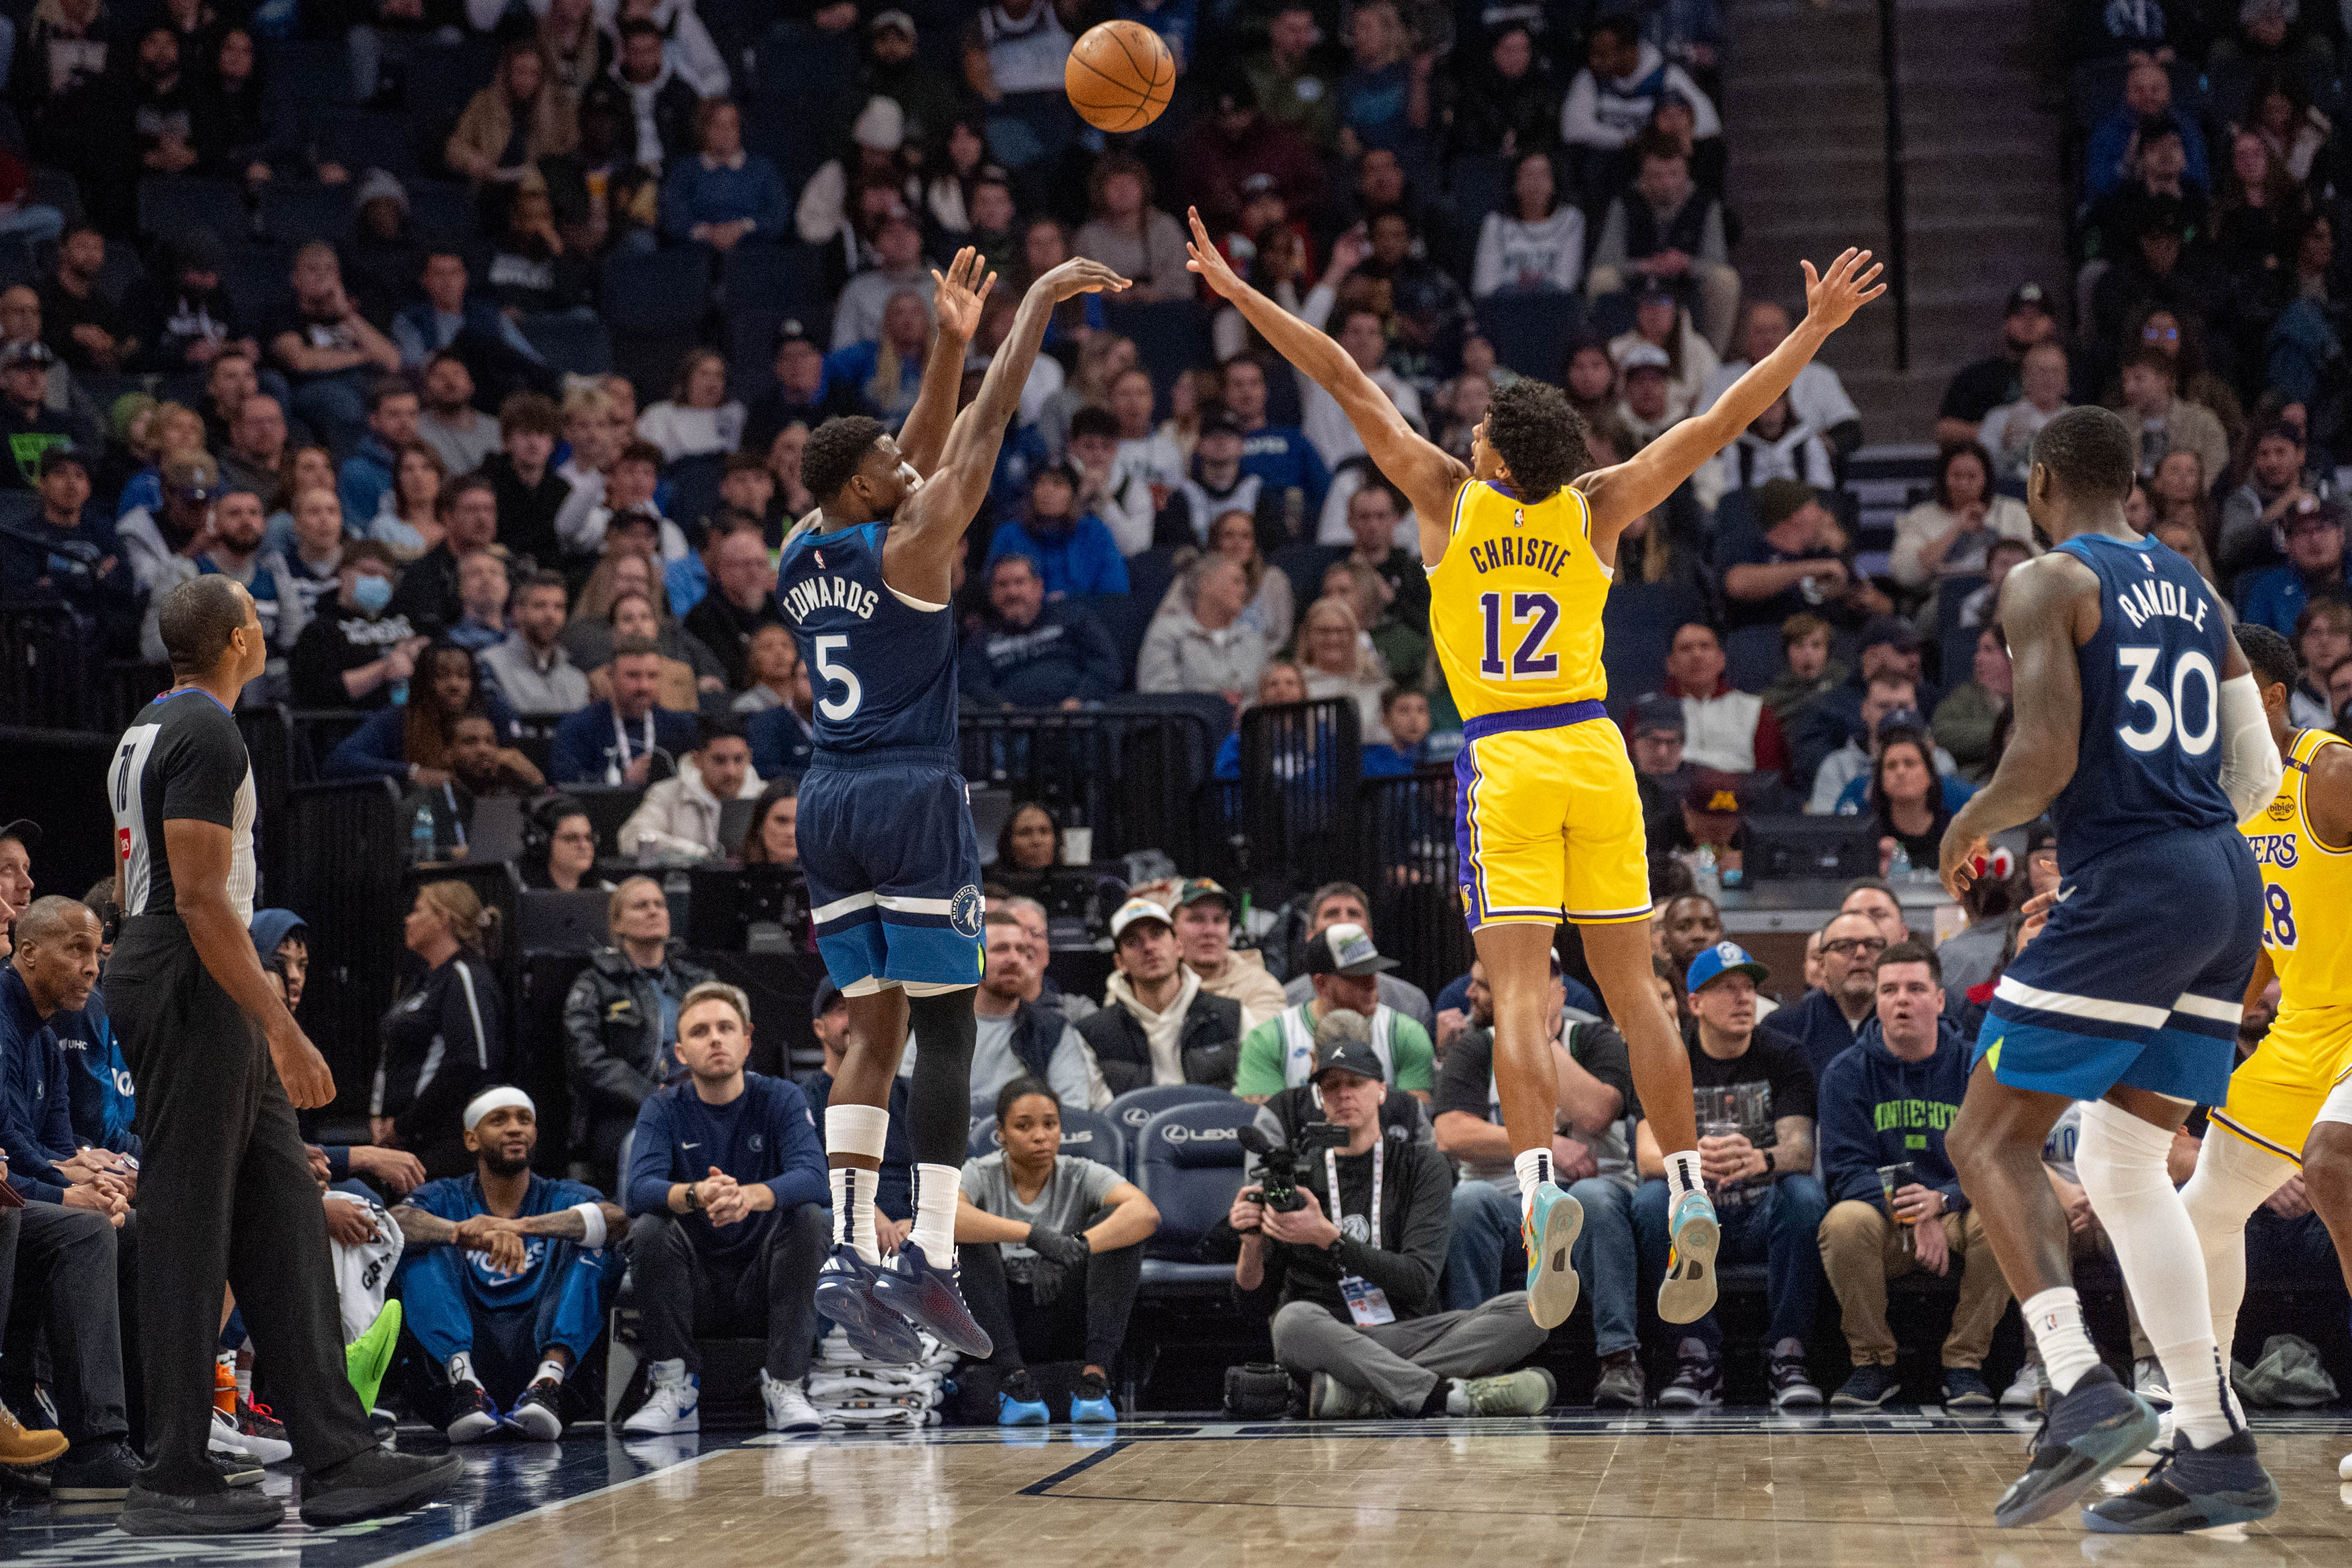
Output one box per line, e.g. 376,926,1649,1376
0,1203,130,1449
959,1240,1142,1374
627,1204,828,1381
576,1111,637,1200
106,914,378,1495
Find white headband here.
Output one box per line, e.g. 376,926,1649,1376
463,1086,536,1132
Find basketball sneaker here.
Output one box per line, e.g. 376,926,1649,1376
758,1370,822,1434
2082,1429,2279,1533
2131,1357,2172,1407
1655,1341,1723,1409
1069,1371,1117,1425
1522,1182,1583,1329
2000,1358,2048,1409
998,1370,1051,1426
1769,1341,1822,1409
446,1380,501,1444
1658,1186,1719,1324
815,1246,925,1363
504,1379,565,1442
1993,1363,2158,1528
871,1241,993,1358
346,1301,403,1413
622,1359,700,1435
208,1404,290,1466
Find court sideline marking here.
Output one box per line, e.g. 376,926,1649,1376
356,1443,747,1568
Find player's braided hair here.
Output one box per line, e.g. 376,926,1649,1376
1484,378,1589,504
802,415,888,506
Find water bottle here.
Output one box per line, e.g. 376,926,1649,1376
389,678,408,707
1889,842,1913,883
1694,844,1720,896
411,802,436,865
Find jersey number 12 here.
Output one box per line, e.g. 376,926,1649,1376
1479,591,1560,680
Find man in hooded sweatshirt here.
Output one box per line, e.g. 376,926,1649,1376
1816,942,2015,1411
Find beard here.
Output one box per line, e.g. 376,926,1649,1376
481,1144,532,1177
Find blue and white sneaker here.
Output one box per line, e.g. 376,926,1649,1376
997,1371,1049,1426
2083,1428,2279,1534
1657,1186,1720,1325
1522,1182,1584,1329
815,1246,925,1363
1993,1363,2158,1528
621,1359,699,1435
872,1241,994,1359
1069,1371,1117,1425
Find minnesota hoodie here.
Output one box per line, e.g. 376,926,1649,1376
1818,1016,1972,1215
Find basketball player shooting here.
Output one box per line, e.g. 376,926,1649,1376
1186,211,1881,1329
784,252,1128,1360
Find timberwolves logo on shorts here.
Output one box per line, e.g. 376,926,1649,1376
951,885,984,939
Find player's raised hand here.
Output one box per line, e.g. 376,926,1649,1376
1939,821,1989,901
1036,257,1131,302
929,247,996,341
1801,248,1887,334
1183,207,1245,300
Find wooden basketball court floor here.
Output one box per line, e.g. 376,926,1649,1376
7,1412,2352,1568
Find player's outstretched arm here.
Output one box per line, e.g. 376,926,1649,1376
1581,249,1884,541
1184,207,1466,534
1938,553,2094,895
883,257,1128,603
896,247,995,479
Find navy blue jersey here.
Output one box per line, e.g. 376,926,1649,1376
2047,533,2238,871
404,1171,610,1305
776,521,957,756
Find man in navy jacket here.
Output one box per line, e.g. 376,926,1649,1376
550,640,698,786
622,982,828,1435
960,553,1121,708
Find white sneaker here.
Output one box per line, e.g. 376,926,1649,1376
621,1359,700,1434
1999,1359,2048,1409
758,1370,823,1434
2337,1449,2351,1481
2132,1357,2172,1407
208,1407,292,1466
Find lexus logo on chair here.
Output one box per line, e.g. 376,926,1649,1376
1161,1124,1238,1144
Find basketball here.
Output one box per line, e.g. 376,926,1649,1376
1065,20,1175,134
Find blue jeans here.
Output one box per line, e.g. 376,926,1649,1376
1633,1174,1828,1356
1447,1176,1639,1355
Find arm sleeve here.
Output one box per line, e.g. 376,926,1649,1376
622,1096,676,1216
761,1082,831,1213
2217,671,2284,821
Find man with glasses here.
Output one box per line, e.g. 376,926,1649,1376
1777,911,1885,1082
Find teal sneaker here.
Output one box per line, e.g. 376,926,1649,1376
1522,1182,1584,1329
1657,1186,1720,1325
996,1370,1050,1427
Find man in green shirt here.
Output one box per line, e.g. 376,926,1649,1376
1234,924,1434,1103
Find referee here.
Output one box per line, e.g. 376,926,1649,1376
105,577,460,1535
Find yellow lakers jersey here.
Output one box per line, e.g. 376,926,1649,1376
1427,479,1610,719
2241,728,2352,1002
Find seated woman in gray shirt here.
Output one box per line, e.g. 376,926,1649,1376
956,1077,1160,1427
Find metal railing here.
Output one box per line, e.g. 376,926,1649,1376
959,704,1223,871
1877,0,1910,370
1361,765,1469,1000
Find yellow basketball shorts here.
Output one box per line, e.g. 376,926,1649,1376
1454,705,1650,930
2210,1003,2352,1164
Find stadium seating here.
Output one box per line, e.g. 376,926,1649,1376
1134,1100,1257,1292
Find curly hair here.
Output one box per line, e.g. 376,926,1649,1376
1483,378,1588,502
802,415,887,505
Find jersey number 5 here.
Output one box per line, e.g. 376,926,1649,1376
2116,645,2219,756
813,635,863,721
1479,591,1560,680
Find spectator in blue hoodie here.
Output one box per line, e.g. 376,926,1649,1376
1360,686,1436,776
1816,942,2013,1410
0,444,138,654
336,377,420,532
961,552,1122,708
984,463,1130,599
1221,354,1330,515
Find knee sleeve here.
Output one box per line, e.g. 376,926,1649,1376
905,988,979,1166
2073,1098,2177,1211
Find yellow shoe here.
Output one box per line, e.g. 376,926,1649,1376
0,1400,68,1468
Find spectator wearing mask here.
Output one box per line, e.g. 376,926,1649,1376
1279,883,1435,1028
289,540,428,707
1078,898,1245,1095
1816,944,2009,1408
481,570,591,716
564,876,713,1193
2240,498,2350,637
549,639,698,785
1934,282,2059,446
681,523,782,689
909,913,1097,1110
960,552,1121,708
1235,1023,1554,1420
0,445,136,653
617,716,761,862
1435,954,1643,1403
1634,942,1825,1409
1586,137,1736,350
1715,479,1882,631
385,1089,624,1443
982,469,1129,599
1239,921,1434,1101
1138,554,1268,703
621,983,830,1436
955,1077,1159,1425
1168,877,1285,1031
374,882,506,1179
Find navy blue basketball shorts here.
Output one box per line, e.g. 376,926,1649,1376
1973,826,2262,1106
797,749,985,996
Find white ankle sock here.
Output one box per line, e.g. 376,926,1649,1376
1665,1149,1705,1203
826,1104,892,1265
2020,1287,2103,1396
532,1356,566,1388
446,1351,478,1388
2076,1099,2245,1446
1513,1148,1552,1217
911,1162,959,1263
827,1166,882,1264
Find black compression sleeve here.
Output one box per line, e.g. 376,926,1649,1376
905,988,978,1166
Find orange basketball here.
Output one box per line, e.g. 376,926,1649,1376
1065,20,1175,134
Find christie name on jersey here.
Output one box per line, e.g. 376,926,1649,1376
1465,533,1571,577
779,573,881,624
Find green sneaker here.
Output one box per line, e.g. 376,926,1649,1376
1457,1368,1557,1417
346,1300,402,1413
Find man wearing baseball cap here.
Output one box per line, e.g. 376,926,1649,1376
0,338,71,488
1936,281,2057,445
1632,941,1826,1412
0,444,136,654
1077,898,1244,1096
1169,877,1286,1030
1174,405,1274,549
1616,342,1678,448
1234,922,1434,1103
1239,1014,1554,1420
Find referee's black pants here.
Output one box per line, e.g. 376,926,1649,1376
108,915,378,1495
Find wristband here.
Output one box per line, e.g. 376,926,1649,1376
683,1182,702,1212
572,1201,608,1248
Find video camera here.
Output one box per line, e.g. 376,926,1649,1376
1237,1121,1349,1213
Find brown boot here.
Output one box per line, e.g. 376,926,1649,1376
0,1400,68,1468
